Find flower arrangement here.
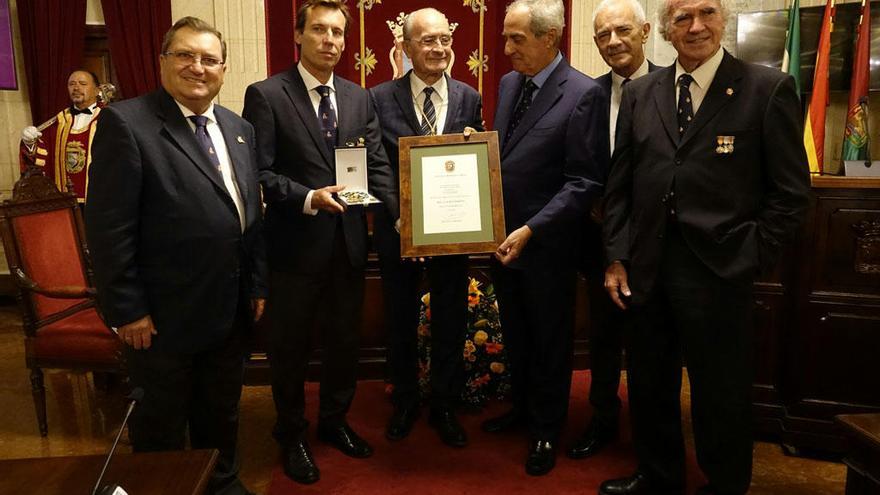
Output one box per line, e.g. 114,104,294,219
417,277,511,407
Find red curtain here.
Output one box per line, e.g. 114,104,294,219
267,0,571,129
101,0,171,98
17,0,87,124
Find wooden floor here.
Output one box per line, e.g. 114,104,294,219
0,302,846,494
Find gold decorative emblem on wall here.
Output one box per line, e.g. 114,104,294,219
852,219,880,275
355,47,378,76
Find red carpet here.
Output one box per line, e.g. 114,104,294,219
267,371,705,494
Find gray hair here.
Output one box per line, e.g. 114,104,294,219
402,7,449,40
656,0,728,40
507,0,566,39
592,0,647,32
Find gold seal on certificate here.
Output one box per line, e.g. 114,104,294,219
398,131,506,257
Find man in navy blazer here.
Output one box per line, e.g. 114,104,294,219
85,17,266,495
481,0,609,476
600,0,809,492
569,0,660,461
369,8,484,448
242,0,398,485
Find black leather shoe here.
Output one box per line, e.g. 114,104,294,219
481,409,525,433
386,404,420,441
281,440,320,485
598,472,684,495
525,439,556,476
566,425,617,459
317,424,373,458
428,408,468,448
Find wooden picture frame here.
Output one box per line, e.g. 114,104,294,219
399,131,505,257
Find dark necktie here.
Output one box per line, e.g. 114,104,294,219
505,79,538,142
677,74,694,136
188,115,221,170
420,86,436,135
316,85,338,153
70,106,93,116
622,77,631,86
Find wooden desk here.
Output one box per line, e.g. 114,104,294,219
0,449,218,495
836,414,880,494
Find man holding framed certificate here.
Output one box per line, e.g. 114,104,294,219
481,0,609,477
370,7,484,448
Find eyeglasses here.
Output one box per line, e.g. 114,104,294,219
406,35,453,47
164,51,225,69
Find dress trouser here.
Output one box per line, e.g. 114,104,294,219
491,258,577,441
124,304,249,495
267,223,365,445
374,210,470,410
627,222,754,494
581,220,625,433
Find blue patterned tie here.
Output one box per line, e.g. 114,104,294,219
188,115,221,170
420,87,436,135
505,79,538,142
677,74,694,136
316,85,338,153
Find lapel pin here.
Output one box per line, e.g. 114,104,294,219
236,136,245,144
715,135,735,154
725,88,734,96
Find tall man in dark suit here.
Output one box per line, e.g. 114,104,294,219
480,0,609,476
85,17,266,495
569,0,658,461
370,7,484,448
241,0,398,485
600,0,810,493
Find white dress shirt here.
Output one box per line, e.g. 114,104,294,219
298,62,338,216
409,72,449,135
610,58,650,151
674,47,724,115
175,100,246,232
72,102,99,130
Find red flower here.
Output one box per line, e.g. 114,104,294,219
485,342,504,355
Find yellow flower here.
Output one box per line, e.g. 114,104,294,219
473,330,489,346
490,362,505,374
474,319,489,328
421,293,431,306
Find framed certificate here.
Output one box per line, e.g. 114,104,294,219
399,131,505,257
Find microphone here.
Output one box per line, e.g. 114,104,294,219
92,387,144,495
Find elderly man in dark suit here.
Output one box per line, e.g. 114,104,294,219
369,7,483,448
85,17,266,495
241,0,398,486
600,0,810,493
480,0,609,476
569,0,659,461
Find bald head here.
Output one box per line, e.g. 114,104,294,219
403,8,453,84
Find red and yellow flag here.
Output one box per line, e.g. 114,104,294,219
842,0,870,162
804,0,834,174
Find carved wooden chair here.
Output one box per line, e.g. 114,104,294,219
0,170,122,436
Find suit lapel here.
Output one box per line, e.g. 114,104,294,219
443,74,462,133
393,72,422,134
157,90,229,195
503,61,567,156
282,68,334,169
679,52,741,149
495,74,521,151
215,109,249,211
653,66,680,146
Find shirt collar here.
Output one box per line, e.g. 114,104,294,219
675,47,724,90
611,58,650,90
298,62,336,93
528,51,563,89
174,99,217,124
409,71,448,99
